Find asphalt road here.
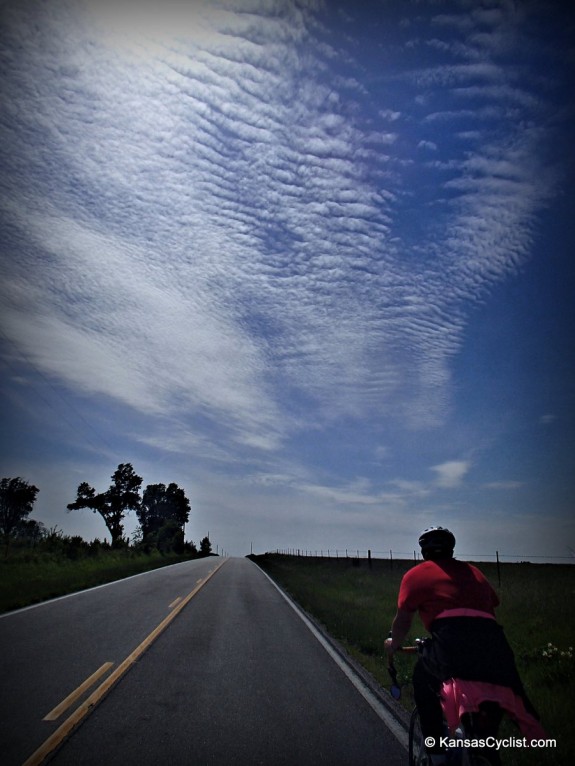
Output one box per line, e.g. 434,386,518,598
0,557,407,765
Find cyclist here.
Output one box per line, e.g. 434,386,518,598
384,526,545,766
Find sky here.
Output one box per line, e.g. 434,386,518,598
1,0,574,561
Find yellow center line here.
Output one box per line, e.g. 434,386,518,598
23,558,227,766
169,597,182,609
43,663,114,722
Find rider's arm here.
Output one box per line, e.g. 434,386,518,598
386,607,415,652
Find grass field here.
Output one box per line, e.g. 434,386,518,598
0,549,198,614
253,553,574,766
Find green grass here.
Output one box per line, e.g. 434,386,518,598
253,553,574,766
0,550,197,613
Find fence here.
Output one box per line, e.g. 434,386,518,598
266,547,573,588
268,547,574,565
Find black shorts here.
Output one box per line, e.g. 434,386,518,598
422,616,538,719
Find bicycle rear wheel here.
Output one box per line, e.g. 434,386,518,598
408,708,427,766
462,703,503,766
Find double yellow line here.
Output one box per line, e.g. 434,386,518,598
24,559,227,766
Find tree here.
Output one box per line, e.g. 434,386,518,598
0,477,40,546
137,482,190,539
199,536,212,557
67,464,142,546
156,520,185,555
14,518,46,546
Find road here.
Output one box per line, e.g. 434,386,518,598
0,557,407,765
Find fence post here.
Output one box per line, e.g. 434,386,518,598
368,549,372,569
390,549,393,570
496,550,501,587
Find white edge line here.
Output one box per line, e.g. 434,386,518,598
258,567,409,751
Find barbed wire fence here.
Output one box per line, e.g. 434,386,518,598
265,548,575,587
267,547,574,564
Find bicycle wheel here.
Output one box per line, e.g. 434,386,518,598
450,735,493,766
461,704,503,766
408,708,427,766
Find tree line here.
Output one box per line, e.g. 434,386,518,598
0,465,212,557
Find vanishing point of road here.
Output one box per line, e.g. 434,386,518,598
0,556,408,765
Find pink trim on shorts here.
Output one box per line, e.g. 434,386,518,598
441,679,547,741
435,608,496,621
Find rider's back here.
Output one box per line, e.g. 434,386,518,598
398,558,499,630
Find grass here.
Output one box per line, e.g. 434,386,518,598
0,549,198,614
253,553,575,766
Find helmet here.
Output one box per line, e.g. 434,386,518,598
418,526,456,559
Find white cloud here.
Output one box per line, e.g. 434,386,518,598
388,479,429,497
483,481,523,490
379,109,402,122
300,482,382,506
373,445,390,461
431,460,471,488
539,414,557,425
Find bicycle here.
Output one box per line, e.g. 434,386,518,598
388,641,502,766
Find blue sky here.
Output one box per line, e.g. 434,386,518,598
1,0,573,560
